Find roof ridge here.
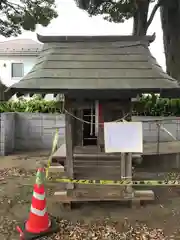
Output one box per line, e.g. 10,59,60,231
37,34,155,44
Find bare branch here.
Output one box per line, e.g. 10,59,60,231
6,0,24,9
146,0,162,29
5,1,22,14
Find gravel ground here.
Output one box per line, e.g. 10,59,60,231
0,152,180,239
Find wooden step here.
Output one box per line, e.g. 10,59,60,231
74,174,128,181
52,144,66,164
73,163,122,170
74,171,122,178
54,191,67,196
73,160,121,166
52,144,142,162
54,190,154,203
74,184,129,189
54,191,70,203
74,166,121,170
47,164,67,186
134,190,154,200
74,165,121,170
74,153,141,160
48,165,64,173
71,187,130,199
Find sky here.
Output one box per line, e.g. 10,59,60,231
0,0,165,70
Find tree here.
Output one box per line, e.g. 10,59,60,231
75,0,180,83
0,0,58,101
160,0,180,81
0,0,58,37
75,0,162,36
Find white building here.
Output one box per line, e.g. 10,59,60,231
0,39,42,87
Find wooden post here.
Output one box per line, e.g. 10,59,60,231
120,153,126,179
65,98,74,190
157,122,160,154
98,101,104,152
75,109,83,146
125,153,133,195
120,152,126,198
125,153,132,179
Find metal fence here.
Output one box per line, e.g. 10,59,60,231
132,116,180,154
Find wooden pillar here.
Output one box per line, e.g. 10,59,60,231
120,153,126,179
97,101,105,151
125,153,132,179
125,153,133,194
75,109,83,146
65,98,74,179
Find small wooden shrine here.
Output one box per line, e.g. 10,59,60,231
9,34,180,205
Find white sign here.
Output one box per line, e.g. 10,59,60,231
104,122,143,153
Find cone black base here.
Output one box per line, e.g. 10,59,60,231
17,218,59,240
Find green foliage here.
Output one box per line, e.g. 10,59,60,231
76,0,155,23
0,97,62,113
0,0,58,37
1,94,180,116
132,94,180,116
76,0,135,23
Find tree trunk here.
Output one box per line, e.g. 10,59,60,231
160,0,180,82
133,0,150,36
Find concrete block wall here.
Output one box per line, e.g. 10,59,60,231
132,116,180,142
1,113,180,172
0,113,15,155
0,113,180,156
14,113,65,151
0,112,65,155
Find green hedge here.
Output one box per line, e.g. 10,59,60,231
132,95,180,116
0,97,63,113
0,95,180,116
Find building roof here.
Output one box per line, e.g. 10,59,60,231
0,39,42,56
8,34,180,98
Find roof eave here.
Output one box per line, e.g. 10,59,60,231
8,87,180,99
37,33,156,44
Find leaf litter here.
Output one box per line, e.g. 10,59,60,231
0,167,180,240
40,217,170,240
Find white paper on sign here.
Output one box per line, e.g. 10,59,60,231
104,122,143,153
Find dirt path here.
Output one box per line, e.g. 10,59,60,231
0,152,180,239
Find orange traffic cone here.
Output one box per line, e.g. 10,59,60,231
16,168,58,240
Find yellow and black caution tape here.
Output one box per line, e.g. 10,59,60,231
45,125,180,186
45,129,59,179
48,178,180,186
